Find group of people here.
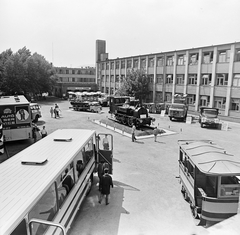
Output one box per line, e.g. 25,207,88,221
50,104,61,118
97,161,113,205
32,124,48,143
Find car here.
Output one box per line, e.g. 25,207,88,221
199,107,220,128
88,102,102,113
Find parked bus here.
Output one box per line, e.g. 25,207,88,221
178,140,240,226
0,95,32,141
0,129,113,235
30,103,42,123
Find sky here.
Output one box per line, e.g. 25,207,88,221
1,0,240,68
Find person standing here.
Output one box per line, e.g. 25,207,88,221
32,124,40,143
41,126,48,138
97,160,104,191
131,124,137,142
50,107,54,118
102,134,109,150
99,168,113,205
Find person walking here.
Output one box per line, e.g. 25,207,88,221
50,107,54,118
97,160,104,191
99,168,113,205
32,123,40,143
131,124,137,142
153,126,164,142
41,126,48,138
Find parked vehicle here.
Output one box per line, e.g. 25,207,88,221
30,103,42,122
199,107,220,128
168,94,188,121
89,101,102,113
0,95,32,141
178,139,240,226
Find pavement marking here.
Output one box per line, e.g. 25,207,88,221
92,119,177,140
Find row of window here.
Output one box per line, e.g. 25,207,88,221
101,74,240,87
56,69,95,75
58,77,95,83
10,139,94,235
102,49,240,70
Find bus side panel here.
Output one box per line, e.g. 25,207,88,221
179,165,194,202
4,127,32,142
55,157,95,232
202,197,239,222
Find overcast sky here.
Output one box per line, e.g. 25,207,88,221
1,0,240,68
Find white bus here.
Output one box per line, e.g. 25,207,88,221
0,129,113,235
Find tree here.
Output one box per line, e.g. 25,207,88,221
0,47,56,98
116,68,150,104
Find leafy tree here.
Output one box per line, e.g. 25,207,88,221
0,47,56,98
116,68,150,104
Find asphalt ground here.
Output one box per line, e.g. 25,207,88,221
1,97,240,235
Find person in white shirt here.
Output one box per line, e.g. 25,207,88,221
41,126,48,138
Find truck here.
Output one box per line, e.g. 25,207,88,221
199,107,220,128
0,95,33,141
168,94,188,121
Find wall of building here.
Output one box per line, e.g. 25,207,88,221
54,66,98,97
96,40,240,120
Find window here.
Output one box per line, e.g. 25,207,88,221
188,74,197,85
134,59,138,68
106,75,109,82
148,58,154,67
231,99,240,111
189,53,198,65
176,75,185,85
10,219,27,235
77,70,81,74
156,74,163,84
29,183,58,235
201,74,212,85
116,61,119,69
177,55,185,65
157,57,164,66
141,59,146,68
186,94,196,105
214,97,226,109
200,96,210,106
110,75,114,82
165,92,172,102
127,60,132,68
203,52,213,63
110,62,114,70
66,70,69,74
116,75,119,82
166,56,173,66
216,74,228,86
166,74,173,84
233,74,240,86
218,50,230,63
106,63,109,70
72,70,75,74
121,60,125,68
72,77,75,82
101,63,105,70
149,75,154,84
235,49,240,61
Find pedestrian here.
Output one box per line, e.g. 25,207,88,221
76,160,84,177
131,124,137,142
99,168,113,205
102,134,109,150
32,124,40,143
50,107,54,118
97,160,104,190
41,126,48,138
153,127,164,142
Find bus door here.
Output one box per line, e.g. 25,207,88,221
29,218,66,235
97,133,113,174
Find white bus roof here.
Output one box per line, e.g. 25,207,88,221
0,129,96,234
178,140,240,175
0,95,29,105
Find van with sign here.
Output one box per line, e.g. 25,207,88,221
0,95,32,141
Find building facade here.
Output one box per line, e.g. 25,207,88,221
96,40,240,120
54,66,97,98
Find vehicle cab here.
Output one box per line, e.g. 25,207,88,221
30,103,42,122
199,107,220,128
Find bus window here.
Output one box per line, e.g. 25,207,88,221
83,138,94,163
61,166,74,195
10,219,28,235
74,151,85,179
28,183,57,235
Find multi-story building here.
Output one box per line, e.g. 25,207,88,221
96,40,240,121
54,66,97,98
